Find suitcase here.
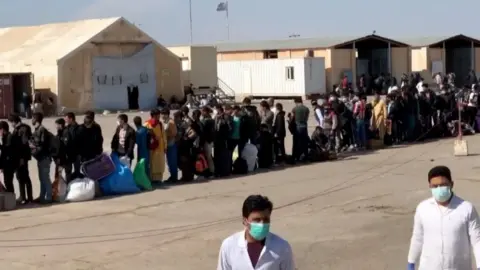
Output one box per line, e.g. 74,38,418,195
0,192,16,211
81,153,116,181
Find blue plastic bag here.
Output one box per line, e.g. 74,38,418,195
99,154,140,195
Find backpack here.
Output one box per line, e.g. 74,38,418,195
195,153,208,174
232,157,248,174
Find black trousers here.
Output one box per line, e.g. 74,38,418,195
3,169,15,193
16,163,33,201
273,137,286,162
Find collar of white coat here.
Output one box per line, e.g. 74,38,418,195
237,230,272,248
427,194,460,208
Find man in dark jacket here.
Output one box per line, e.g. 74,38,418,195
0,121,15,193
78,111,104,161
53,118,67,169
8,113,33,204
30,112,53,203
64,112,80,181
272,103,286,163
239,97,260,152
111,114,136,166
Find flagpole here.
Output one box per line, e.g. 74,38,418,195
189,0,193,43
225,1,230,40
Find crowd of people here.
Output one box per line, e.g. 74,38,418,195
1,70,479,206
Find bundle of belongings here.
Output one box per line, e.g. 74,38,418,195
63,153,154,203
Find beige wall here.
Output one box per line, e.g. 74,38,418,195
169,46,218,88
58,19,182,111
475,48,480,75
411,47,428,72
410,47,445,83
391,47,410,84
190,46,217,87
330,49,355,91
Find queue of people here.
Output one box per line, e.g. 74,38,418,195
0,75,478,207
316,80,479,154
0,111,103,205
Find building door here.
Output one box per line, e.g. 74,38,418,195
243,68,252,95
0,74,14,119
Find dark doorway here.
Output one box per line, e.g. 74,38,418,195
430,35,480,87
445,39,472,87
11,73,33,115
335,36,408,92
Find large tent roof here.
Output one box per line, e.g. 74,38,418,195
0,17,121,63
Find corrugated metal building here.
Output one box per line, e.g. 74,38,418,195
214,34,411,92
0,17,183,114
217,58,326,99
168,45,218,88
403,35,480,86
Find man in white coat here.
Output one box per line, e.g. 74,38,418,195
407,166,480,270
217,195,294,270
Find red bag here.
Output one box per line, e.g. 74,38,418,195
195,153,208,174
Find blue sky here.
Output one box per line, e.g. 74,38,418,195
0,0,478,45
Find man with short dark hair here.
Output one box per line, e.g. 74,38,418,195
291,97,309,161
111,114,136,167
8,113,33,204
217,195,294,270
30,112,53,204
63,112,80,180
78,111,103,161
407,166,480,270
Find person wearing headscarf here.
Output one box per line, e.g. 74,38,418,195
144,109,167,182
370,91,387,148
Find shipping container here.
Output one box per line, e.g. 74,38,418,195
217,58,326,98
0,74,14,119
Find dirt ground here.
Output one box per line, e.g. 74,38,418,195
0,105,480,269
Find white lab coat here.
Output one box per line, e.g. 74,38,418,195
408,195,480,270
217,231,295,270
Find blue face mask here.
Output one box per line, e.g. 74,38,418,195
431,186,452,203
249,222,270,241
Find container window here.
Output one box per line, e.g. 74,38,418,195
286,66,295,80
263,50,278,59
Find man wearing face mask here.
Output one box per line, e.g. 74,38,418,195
217,195,294,270
78,111,103,162
407,166,480,270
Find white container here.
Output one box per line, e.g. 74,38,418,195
217,57,326,97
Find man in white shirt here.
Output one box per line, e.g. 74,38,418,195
217,195,294,270
407,166,480,270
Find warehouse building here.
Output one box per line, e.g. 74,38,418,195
0,17,183,116
405,34,480,86
215,34,411,92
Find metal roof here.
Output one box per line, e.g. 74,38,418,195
209,34,480,52
213,36,362,52
397,36,453,47
0,17,121,63
213,34,416,52
390,34,480,47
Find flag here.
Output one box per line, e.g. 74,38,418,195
216,2,228,12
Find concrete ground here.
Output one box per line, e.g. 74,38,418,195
1,105,480,269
